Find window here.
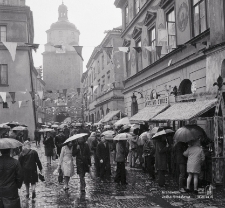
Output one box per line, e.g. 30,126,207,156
125,5,129,27
136,40,142,72
167,9,176,52
3,102,8,109
0,65,8,85
102,54,104,70
149,27,156,64
126,51,131,77
193,0,207,37
0,26,6,42
134,0,140,15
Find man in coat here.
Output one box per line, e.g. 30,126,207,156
55,129,67,156
63,126,70,139
72,137,91,192
0,148,23,207
96,134,111,181
91,134,100,177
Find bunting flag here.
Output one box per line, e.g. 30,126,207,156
37,91,43,99
118,47,130,53
73,46,84,61
156,46,163,58
2,41,17,61
133,47,142,53
18,101,22,108
0,92,6,103
8,92,15,103
103,47,113,60
93,85,98,92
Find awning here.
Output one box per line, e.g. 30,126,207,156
152,99,218,121
130,105,169,123
101,110,126,123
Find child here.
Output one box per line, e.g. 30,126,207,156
183,139,205,194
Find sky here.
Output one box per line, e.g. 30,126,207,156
26,0,122,72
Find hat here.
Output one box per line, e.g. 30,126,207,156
23,140,31,147
90,132,96,137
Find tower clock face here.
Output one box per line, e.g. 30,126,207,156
177,2,189,32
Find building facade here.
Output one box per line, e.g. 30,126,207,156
114,0,225,119
0,0,37,138
43,2,82,91
82,27,125,123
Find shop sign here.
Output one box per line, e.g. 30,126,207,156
145,96,168,107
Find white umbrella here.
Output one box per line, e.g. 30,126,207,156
101,130,115,140
51,124,58,128
39,128,55,132
0,124,10,129
152,129,175,139
113,133,133,141
0,138,23,149
114,117,130,126
12,126,28,131
63,133,88,144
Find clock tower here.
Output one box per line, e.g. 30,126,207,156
42,2,82,91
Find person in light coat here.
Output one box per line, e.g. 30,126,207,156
183,139,205,194
58,141,74,191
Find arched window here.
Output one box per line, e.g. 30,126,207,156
179,79,192,95
131,94,138,116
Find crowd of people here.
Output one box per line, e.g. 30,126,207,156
0,121,214,208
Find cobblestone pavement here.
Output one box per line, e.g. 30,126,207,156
19,142,225,208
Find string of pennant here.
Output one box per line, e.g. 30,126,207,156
1,39,211,63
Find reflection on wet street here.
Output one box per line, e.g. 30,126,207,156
19,142,225,208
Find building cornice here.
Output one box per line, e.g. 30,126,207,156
95,96,124,107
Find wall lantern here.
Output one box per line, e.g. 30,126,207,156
131,93,137,103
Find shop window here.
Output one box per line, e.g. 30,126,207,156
166,9,176,52
179,79,192,95
192,0,208,37
148,27,157,64
0,26,6,42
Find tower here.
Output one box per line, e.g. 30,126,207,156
42,2,82,91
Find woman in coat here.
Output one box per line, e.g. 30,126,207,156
73,137,91,192
114,140,128,185
183,139,205,194
58,141,74,191
43,131,55,166
19,141,42,199
155,135,170,187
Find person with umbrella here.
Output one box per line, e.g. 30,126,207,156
43,130,55,166
143,133,155,180
183,139,205,194
19,141,43,199
72,134,91,192
0,138,23,207
58,140,75,191
114,136,129,185
55,128,67,156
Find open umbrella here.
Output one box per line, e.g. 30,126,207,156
39,128,55,132
118,124,131,133
152,129,175,139
6,121,20,128
173,125,205,143
63,133,88,144
0,138,23,149
150,126,172,135
12,126,28,131
51,124,58,128
0,124,10,129
113,133,133,141
114,117,130,126
101,130,115,140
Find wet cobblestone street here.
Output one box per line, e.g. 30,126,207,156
19,142,225,208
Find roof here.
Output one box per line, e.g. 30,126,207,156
152,99,218,121
102,110,126,123
130,105,169,123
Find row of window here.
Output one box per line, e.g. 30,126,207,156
125,0,208,77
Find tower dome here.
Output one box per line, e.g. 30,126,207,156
58,2,68,21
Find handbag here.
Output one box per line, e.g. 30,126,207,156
38,173,45,182
58,168,64,183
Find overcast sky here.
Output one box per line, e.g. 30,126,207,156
26,0,122,72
